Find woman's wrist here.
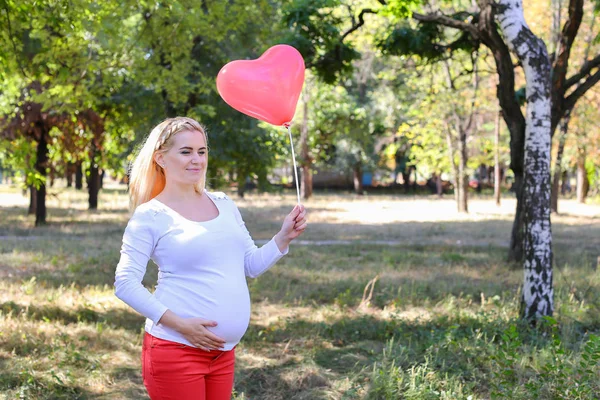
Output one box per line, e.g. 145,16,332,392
158,310,185,333
274,232,291,253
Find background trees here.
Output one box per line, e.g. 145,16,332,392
279,0,600,319
0,0,141,224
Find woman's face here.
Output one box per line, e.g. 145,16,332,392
155,129,208,186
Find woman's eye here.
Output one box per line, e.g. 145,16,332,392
181,151,190,155
199,151,206,155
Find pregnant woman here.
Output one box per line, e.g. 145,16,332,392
115,117,307,400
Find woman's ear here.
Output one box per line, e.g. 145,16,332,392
154,153,165,168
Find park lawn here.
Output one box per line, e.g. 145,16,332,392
0,184,599,399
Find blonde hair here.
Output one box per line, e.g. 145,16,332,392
128,117,208,210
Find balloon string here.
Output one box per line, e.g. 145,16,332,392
287,125,301,205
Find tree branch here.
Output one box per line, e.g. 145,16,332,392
464,52,479,134
551,0,583,123
551,8,597,131
564,53,600,89
552,0,583,80
412,11,481,40
564,68,600,110
442,59,456,90
340,8,378,42
476,0,525,175
2,4,29,78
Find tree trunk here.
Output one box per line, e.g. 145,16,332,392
445,125,460,207
162,89,177,118
75,162,83,190
576,147,588,203
88,171,99,209
99,169,105,189
442,57,472,213
300,164,313,199
457,129,468,213
498,0,554,320
550,110,570,213
402,169,411,193
436,174,443,197
237,168,246,199
35,132,48,226
560,170,569,195
494,110,502,206
299,88,313,200
28,185,37,215
88,167,100,209
509,176,525,262
88,138,101,210
477,0,527,262
66,162,74,188
353,163,363,195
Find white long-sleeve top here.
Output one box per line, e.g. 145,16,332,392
114,190,288,350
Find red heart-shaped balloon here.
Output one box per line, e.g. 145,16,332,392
216,45,305,126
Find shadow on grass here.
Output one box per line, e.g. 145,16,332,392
0,301,145,335
0,357,147,399
0,206,129,240
250,266,512,309
0,357,93,400
235,359,331,400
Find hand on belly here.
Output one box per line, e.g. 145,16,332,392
177,317,226,351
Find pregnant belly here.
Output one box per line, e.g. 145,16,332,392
204,301,251,343
156,279,252,345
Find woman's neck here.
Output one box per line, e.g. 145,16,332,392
159,181,203,203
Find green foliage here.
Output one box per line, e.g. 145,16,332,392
0,137,40,189
399,121,451,176
491,318,600,399
129,0,292,189
378,0,422,20
0,0,147,199
469,120,510,170
281,0,360,83
489,324,522,398
288,53,396,180
377,11,479,61
369,363,472,399
585,158,597,189
379,22,444,60
0,0,140,111
1,0,297,192
209,119,289,191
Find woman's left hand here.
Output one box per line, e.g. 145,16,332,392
274,204,307,251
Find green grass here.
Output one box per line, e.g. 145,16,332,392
0,183,599,399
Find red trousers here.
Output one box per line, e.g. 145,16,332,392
142,333,235,400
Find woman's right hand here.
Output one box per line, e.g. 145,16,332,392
158,310,226,351
177,317,226,351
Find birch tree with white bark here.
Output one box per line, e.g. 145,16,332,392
496,0,554,319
